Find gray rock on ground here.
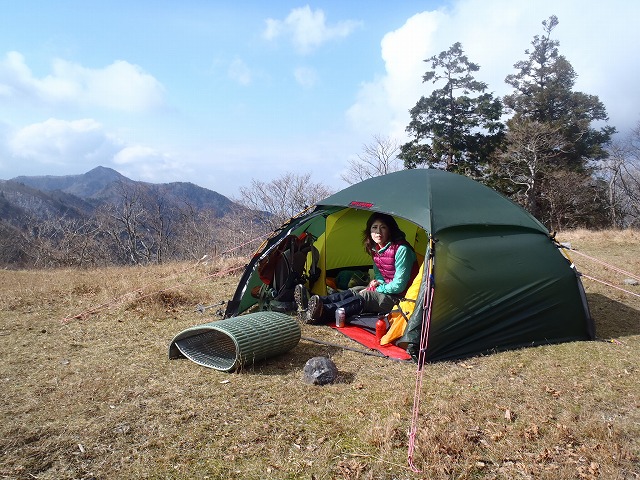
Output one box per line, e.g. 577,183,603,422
302,356,338,385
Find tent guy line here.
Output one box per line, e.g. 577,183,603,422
579,273,640,299
566,247,640,298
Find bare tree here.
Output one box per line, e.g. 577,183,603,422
599,142,630,228
491,119,566,217
542,170,609,231
598,121,640,227
491,119,613,229
236,172,333,231
341,135,403,185
20,214,103,268
213,207,270,257
94,182,154,265
173,203,266,262
0,222,27,266
171,203,216,261
143,187,183,264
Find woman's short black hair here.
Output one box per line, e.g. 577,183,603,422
362,212,405,255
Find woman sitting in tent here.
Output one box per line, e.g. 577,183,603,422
296,212,419,324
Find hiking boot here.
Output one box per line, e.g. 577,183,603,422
301,295,324,324
294,284,309,311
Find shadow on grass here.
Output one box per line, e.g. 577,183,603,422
246,336,393,379
588,293,640,339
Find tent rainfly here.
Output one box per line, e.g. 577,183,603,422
223,168,594,362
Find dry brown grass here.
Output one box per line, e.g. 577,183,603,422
1,231,638,479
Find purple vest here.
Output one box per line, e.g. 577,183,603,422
373,242,401,283
373,241,419,296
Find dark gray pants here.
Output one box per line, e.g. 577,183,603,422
350,286,398,314
320,286,396,318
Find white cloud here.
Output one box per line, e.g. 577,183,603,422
4,118,182,185
113,145,162,165
228,57,252,86
8,118,122,166
263,18,282,42
346,11,445,140
0,51,165,112
263,5,361,54
112,145,184,184
293,66,318,88
347,0,640,142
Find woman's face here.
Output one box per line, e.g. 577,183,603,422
370,220,390,248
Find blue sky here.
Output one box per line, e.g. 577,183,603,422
1,1,638,198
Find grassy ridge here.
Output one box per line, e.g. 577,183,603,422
0,231,638,479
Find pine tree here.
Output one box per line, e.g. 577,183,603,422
399,42,504,176
495,16,615,228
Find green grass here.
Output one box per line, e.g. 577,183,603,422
0,230,638,479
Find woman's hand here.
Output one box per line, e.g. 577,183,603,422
367,280,380,291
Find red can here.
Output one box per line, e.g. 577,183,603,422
335,308,346,327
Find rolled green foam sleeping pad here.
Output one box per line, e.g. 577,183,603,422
168,311,301,372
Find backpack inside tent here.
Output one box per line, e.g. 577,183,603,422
225,168,594,362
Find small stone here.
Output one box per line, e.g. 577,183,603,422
622,278,638,286
302,356,338,385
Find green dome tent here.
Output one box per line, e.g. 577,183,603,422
224,168,594,362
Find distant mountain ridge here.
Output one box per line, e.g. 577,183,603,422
0,179,95,222
11,166,130,199
0,166,263,267
1,166,242,225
